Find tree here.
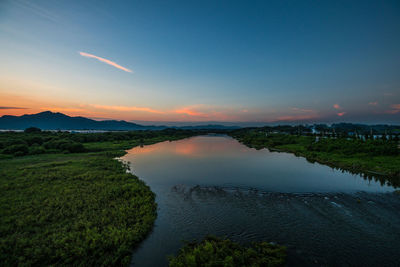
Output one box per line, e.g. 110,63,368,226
24,127,41,133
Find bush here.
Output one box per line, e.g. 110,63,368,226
43,139,70,150
26,136,44,145
169,236,286,267
5,139,27,146
29,146,46,155
24,127,42,133
63,142,85,153
2,144,29,156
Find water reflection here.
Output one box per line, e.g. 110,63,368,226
124,135,394,193
126,135,249,158
123,135,398,266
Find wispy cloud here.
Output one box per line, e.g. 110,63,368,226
291,107,314,113
368,102,378,106
392,104,400,109
0,106,27,109
92,104,164,114
337,112,346,116
79,52,132,73
273,107,319,122
276,114,319,121
385,104,400,114
174,106,209,117
40,107,87,113
333,104,341,109
13,0,59,23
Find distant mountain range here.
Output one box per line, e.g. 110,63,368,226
0,111,240,130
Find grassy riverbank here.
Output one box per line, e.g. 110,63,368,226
230,129,400,188
0,129,198,266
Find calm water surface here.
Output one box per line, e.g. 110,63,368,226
122,135,400,266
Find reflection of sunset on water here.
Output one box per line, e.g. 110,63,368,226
126,143,162,155
127,136,249,157
122,135,395,267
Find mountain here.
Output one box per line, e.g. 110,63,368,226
0,111,165,130
0,111,241,131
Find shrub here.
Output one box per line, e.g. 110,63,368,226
2,144,29,156
43,139,65,149
5,139,27,146
24,127,42,133
29,146,46,155
63,142,85,153
169,236,286,267
26,136,44,145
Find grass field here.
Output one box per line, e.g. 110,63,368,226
0,131,196,266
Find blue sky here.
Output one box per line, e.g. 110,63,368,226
0,0,399,123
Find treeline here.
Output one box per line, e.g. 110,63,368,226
240,123,400,136
0,127,202,157
231,129,399,156
307,138,398,156
232,131,303,149
331,123,400,135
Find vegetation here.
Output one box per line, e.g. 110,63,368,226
0,129,198,266
0,129,201,157
230,129,400,187
3,127,398,265
168,236,286,267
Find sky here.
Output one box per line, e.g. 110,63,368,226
0,0,400,124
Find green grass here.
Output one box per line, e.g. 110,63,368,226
0,131,196,266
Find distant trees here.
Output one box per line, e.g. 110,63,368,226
232,127,399,157
24,127,41,133
307,138,398,156
0,129,200,157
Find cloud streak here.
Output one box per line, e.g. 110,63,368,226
391,104,400,110
276,114,319,121
174,106,209,117
385,104,400,114
291,107,315,113
0,106,27,109
79,52,132,73
92,104,164,114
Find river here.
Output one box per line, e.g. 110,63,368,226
122,135,400,266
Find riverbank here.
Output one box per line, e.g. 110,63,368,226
230,131,400,188
0,130,198,266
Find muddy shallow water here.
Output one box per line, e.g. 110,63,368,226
122,135,399,266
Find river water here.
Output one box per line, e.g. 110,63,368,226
122,135,400,266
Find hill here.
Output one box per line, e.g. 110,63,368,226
0,111,164,130
0,111,240,131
